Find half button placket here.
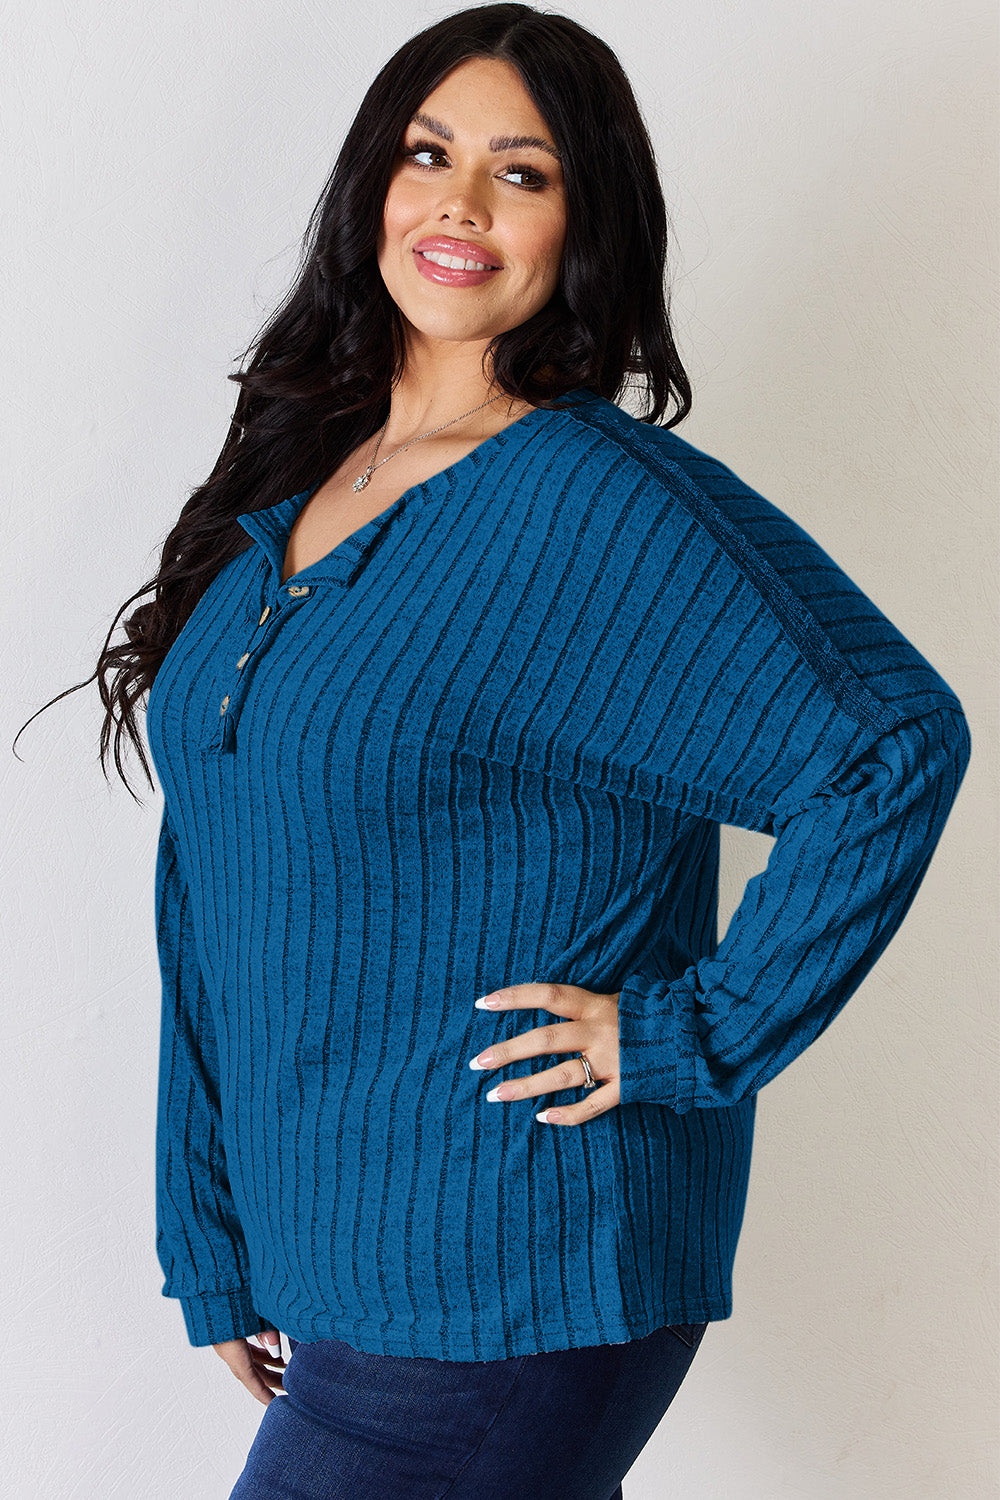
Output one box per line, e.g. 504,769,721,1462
203,579,318,755
206,484,410,755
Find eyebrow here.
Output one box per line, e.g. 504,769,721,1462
409,111,563,165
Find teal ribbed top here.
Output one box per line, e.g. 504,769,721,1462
146,387,970,1357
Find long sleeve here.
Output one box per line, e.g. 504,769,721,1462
140,385,978,1356
153,805,265,1346
616,702,971,1114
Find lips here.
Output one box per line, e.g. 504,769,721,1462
413,236,503,269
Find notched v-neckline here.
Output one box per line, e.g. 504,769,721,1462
235,388,593,590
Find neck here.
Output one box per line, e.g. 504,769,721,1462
382,356,532,445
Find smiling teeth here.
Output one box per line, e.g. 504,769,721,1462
420,250,496,271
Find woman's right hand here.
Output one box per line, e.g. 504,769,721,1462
213,1329,286,1405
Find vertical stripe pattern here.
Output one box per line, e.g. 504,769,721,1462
147,387,970,1355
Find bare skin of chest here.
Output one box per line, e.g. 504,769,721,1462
279,409,536,585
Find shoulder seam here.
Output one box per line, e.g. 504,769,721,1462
556,400,958,732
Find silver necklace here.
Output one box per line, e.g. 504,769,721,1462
353,392,506,492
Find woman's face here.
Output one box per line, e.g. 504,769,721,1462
377,57,568,358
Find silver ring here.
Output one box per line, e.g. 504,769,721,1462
578,1053,598,1090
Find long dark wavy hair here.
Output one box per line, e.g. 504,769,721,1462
14,2,692,801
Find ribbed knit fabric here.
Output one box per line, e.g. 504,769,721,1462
146,386,971,1357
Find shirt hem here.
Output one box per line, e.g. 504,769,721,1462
262,1297,732,1362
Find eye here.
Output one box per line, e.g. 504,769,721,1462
401,142,449,170
399,139,549,191
502,163,548,189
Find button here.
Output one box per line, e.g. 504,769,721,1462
258,606,271,625
288,584,310,597
219,695,230,715
236,653,250,669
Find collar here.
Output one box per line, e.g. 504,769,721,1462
233,387,596,589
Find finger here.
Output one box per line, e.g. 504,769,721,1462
482,1053,603,1104
237,1350,285,1405
243,1370,280,1405
246,1362,287,1392
535,1080,620,1127
469,1019,588,1074
250,1340,285,1367
474,981,579,1016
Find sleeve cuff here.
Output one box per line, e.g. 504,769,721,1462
616,967,698,1113
174,1286,266,1347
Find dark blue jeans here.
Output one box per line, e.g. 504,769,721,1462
228,1319,709,1499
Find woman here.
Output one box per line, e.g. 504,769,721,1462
23,5,969,1497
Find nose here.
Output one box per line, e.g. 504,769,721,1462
433,173,492,227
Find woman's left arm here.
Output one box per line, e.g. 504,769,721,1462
615,700,971,1114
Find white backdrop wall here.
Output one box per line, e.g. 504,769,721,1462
5,2,997,1496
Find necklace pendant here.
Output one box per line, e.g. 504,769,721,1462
352,392,502,497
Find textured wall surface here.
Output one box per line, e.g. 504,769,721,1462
6,1,997,1496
